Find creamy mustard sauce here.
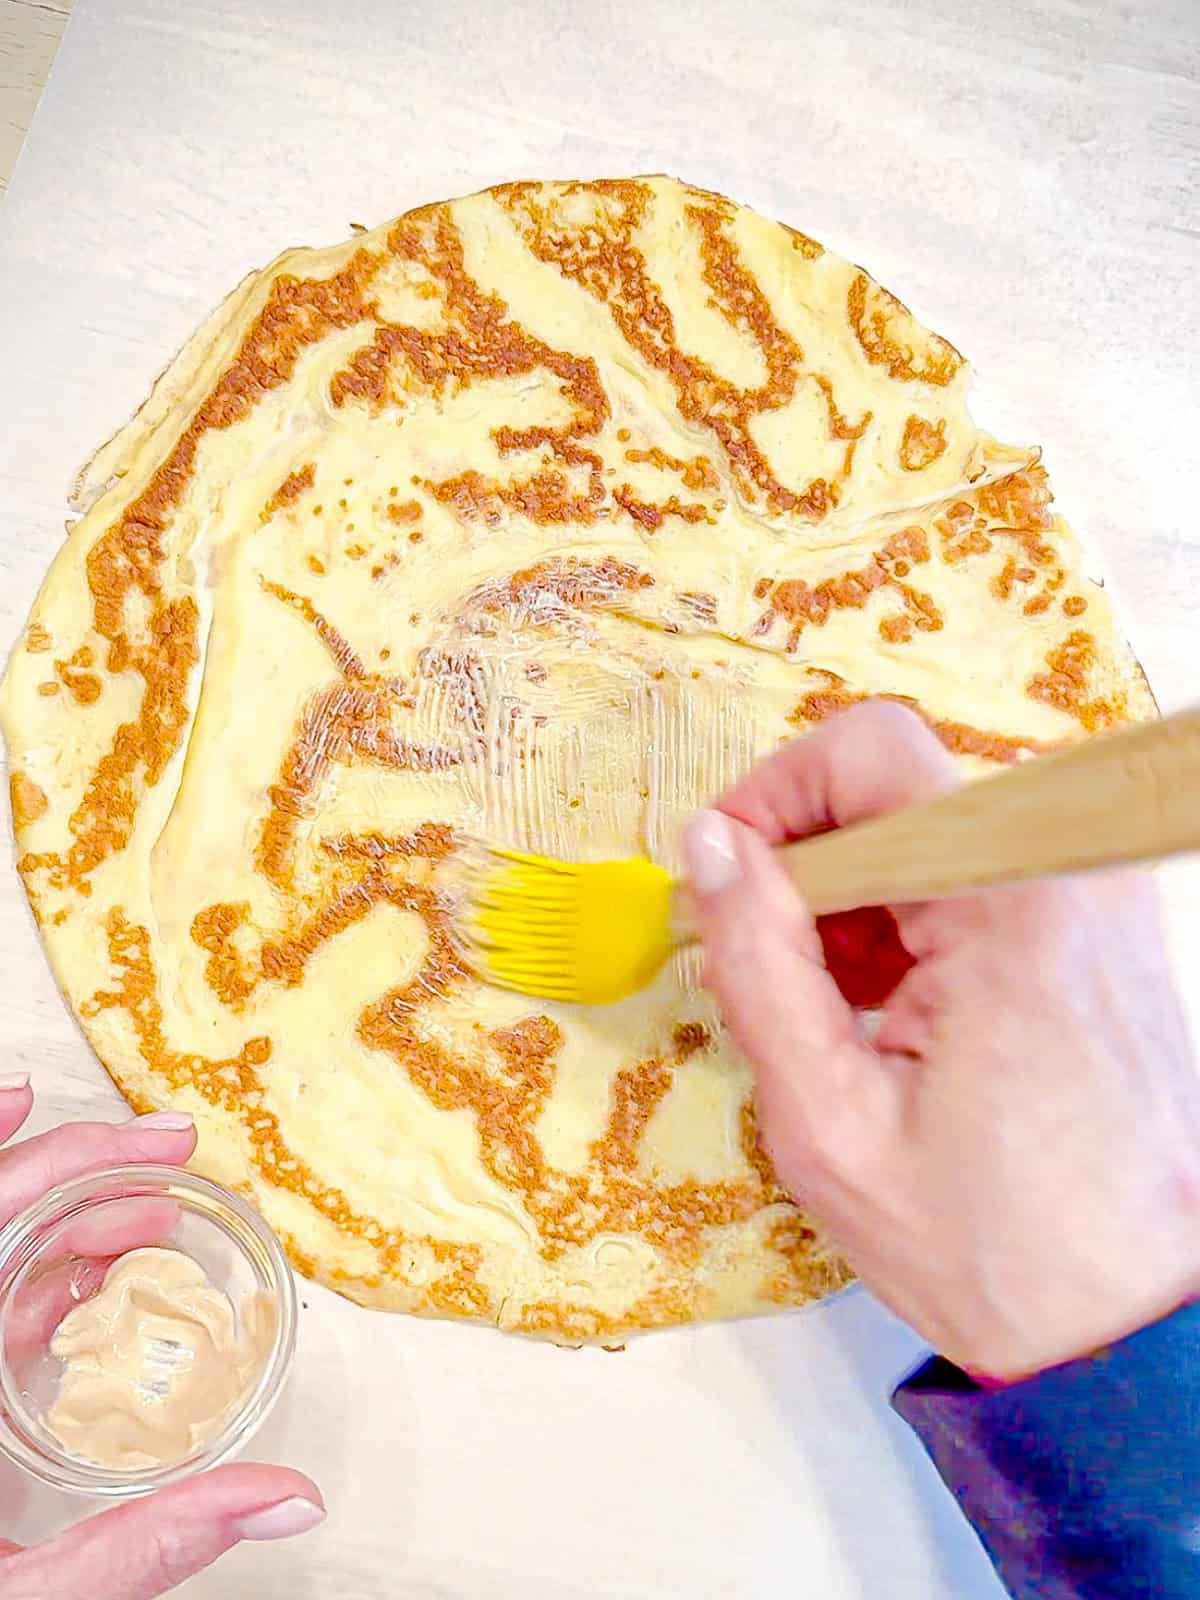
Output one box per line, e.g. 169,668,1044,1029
45,1247,274,1470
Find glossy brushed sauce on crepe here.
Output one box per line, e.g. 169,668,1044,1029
0,178,1152,1341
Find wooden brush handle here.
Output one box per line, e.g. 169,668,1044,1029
773,706,1200,916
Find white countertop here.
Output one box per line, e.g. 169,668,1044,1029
0,0,72,191
1,1,1197,1594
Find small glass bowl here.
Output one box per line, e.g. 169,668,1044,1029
0,1164,296,1497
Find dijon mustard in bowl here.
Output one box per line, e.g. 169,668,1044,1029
0,1164,296,1497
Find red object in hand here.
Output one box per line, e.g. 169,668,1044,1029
817,905,915,1009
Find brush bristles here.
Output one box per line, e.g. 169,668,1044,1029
451,842,676,1006
454,845,585,992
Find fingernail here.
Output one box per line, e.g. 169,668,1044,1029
126,1110,194,1132
684,810,742,895
235,1496,326,1541
0,1072,31,1093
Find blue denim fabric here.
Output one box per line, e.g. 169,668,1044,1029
893,1305,1200,1597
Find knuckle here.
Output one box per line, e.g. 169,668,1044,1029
38,1122,120,1178
142,1523,199,1593
848,697,925,737
701,911,762,990
846,697,943,764
0,1123,122,1208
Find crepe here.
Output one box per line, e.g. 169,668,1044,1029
0,177,1151,1341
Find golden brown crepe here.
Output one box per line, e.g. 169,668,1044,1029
0,177,1151,1340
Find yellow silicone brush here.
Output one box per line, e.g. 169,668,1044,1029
455,706,1200,1006
462,848,679,1005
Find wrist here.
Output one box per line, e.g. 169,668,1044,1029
961,1258,1200,1388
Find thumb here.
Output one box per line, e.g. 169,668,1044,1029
2,1463,324,1600
683,809,873,1155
